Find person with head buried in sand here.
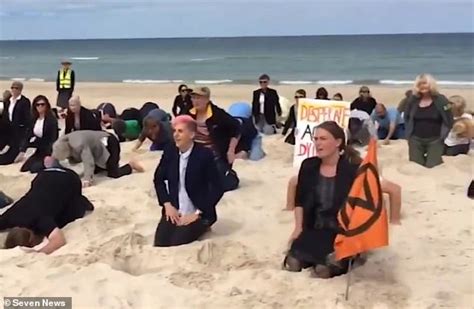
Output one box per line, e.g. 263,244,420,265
153,115,224,247
52,130,144,187
0,162,93,254
283,121,362,278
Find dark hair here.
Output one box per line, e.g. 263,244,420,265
178,84,188,92
316,87,329,99
5,227,42,249
295,89,306,97
333,93,343,100
259,74,270,80
405,89,413,97
316,121,362,165
31,95,52,120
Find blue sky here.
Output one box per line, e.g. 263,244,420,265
0,0,472,40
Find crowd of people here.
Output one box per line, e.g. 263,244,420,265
0,69,472,279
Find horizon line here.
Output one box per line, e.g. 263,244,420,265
1,31,472,42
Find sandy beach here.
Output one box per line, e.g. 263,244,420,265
0,81,473,309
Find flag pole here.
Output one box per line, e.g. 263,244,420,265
345,258,353,301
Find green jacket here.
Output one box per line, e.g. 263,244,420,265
404,94,453,140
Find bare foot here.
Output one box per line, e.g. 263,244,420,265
390,219,402,225
129,160,145,173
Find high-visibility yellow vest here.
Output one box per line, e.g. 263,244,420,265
59,69,72,89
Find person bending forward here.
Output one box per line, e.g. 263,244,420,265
153,115,224,247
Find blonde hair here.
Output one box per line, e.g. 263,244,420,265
413,73,438,95
448,95,466,117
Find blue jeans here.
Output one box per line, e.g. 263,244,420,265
377,124,405,140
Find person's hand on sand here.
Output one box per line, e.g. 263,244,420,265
129,159,145,173
382,139,390,145
178,213,199,226
390,218,401,225
14,152,26,163
82,180,92,188
164,203,180,224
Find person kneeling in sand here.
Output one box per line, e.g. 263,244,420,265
52,130,144,187
153,115,224,247
0,165,94,254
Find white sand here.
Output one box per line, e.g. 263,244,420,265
0,82,472,308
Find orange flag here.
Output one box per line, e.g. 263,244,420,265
334,139,388,260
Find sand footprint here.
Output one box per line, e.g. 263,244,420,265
168,271,215,290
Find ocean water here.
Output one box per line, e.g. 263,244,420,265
0,33,473,86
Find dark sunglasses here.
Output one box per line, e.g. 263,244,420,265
11,86,19,90
360,90,370,94
295,96,304,99
259,80,268,84
180,89,188,92
35,103,46,107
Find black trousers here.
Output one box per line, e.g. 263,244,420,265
154,216,209,247
0,127,27,165
444,143,470,156
20,148,50,173
99,135,132,178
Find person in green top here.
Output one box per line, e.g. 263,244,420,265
112,119,141,142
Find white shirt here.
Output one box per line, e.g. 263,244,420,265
259,92,265,114
8,95,21,121
33,118,45,138
444,113,473,147
178,144,197,215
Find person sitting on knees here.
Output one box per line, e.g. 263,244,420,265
284,121,361,278
52,130,144,187
228,102,262,160
0,165,94,254
188,87,241,192
444,95,473,156
153,115,224,247
65,96,102,134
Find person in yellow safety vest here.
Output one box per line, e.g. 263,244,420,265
56,59,75,114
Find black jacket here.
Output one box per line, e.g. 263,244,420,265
188,103,241,164
235,117,258,153
282,105,297,144
295,156,359,230
1,95,31,146
252,88,282,125
20,113,59,154
350,97,377,115
404,94,453,140
65,106,101,134
172,94,192,117
154,144,224,225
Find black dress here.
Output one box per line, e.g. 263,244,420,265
289,157,358,267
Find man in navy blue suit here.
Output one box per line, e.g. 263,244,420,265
153,115,224,247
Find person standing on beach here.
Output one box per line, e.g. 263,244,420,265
153,115,224,247
350,86,377,115
404,74,453,168
56,60,75,113
282,89,306,145
188,87,241,192
252,74,282,135
0,81,31,165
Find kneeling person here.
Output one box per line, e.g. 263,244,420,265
153,116,224,247
0,166,94,254
52,130,144,187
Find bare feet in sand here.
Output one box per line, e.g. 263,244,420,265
129,159,145,173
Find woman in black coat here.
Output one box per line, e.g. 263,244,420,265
65,96,101,134
284,121,361,278
282,89,306,145
172,84,192,117
20,95,59,173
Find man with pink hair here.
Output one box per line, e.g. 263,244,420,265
153,115,224,247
